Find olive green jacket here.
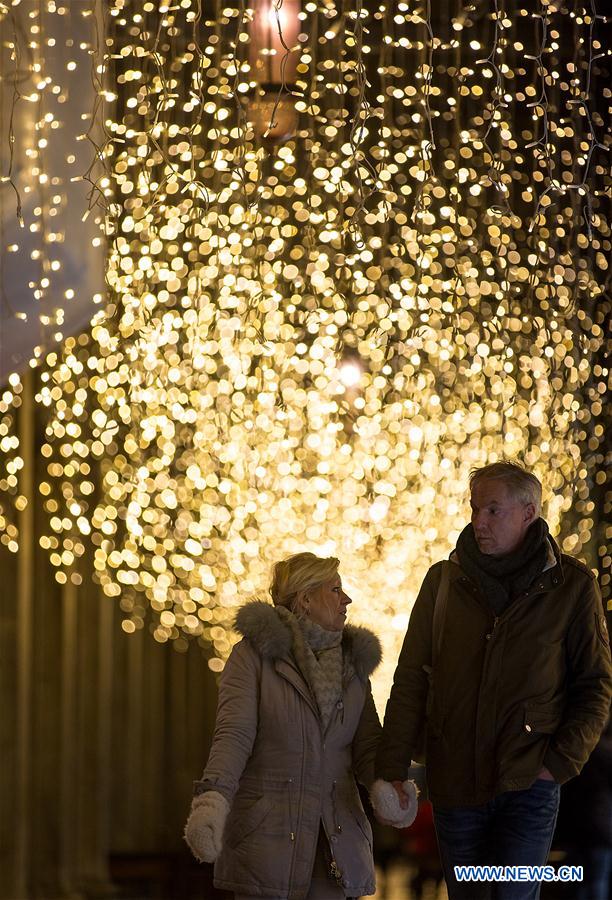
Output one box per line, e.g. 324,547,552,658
376,542,612,807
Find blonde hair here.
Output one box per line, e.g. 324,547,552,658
470,461,542,515
270,552,340,609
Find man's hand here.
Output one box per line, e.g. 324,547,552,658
537,767,555,781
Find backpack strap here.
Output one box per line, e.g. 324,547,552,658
422,561,450,680
431,561,450,666
413,563,451,765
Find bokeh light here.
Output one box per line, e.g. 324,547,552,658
0,0,609,703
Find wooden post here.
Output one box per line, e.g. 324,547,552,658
14,368,34,897
59,578,79,894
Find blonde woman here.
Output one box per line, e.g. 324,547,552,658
184,551,384,899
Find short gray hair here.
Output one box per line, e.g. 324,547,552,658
469,462,542,515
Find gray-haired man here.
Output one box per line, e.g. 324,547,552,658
375,462,612,900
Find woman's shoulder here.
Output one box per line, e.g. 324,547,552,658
232,600,382,677
343,624,382,679
233,601,292,661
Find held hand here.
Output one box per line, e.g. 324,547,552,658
537,766,556,782
391,779,412,810
370,778,419,828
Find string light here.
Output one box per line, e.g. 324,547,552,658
0,0,609,700
338,359,363,388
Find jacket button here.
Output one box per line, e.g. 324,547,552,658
486,633,492,640
525,724,532,733
331,835,338,843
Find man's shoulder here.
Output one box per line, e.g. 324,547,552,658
428,555,459,572
424,557,458,581
561,554,597,582
418,558,461,597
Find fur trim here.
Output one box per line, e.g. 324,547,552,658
234,601,293,659
370,778,419,829
343,624,382,679
184,790,230,863
234,601,381,676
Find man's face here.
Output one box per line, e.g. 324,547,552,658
470,479,537,557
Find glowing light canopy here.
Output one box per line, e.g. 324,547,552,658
0,0,609,701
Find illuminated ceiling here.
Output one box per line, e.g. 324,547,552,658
0,0,609,700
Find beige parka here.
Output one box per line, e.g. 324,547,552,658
195,601,382,899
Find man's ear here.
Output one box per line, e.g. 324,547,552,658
523,502,537,525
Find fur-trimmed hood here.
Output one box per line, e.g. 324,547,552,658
234,600,382,680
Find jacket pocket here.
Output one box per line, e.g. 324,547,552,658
349,806,373,850
225,794,275,849
523,702,564,735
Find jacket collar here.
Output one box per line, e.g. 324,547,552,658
542,538,557,573
449,536,563,594
449,536,558,571
234,601,382,680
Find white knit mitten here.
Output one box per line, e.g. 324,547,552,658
370,778,419,828
184,791,230,863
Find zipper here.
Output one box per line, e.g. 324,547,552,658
330,859,343,884
320,729,344,887
475,614,500,793
321,817,343,885
288,776,295,841
287,705,305,887
331,780,342,834
485,616,499,642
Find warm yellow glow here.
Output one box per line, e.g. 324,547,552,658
0,0,609,702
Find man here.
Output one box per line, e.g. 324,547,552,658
375,462,612,899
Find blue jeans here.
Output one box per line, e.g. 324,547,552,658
571,846,612,900
434,779,561,900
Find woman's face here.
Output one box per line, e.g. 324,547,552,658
305,573,352,631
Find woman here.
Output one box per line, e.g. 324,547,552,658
184,551,383,899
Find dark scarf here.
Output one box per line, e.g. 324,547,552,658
456,518,550,615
